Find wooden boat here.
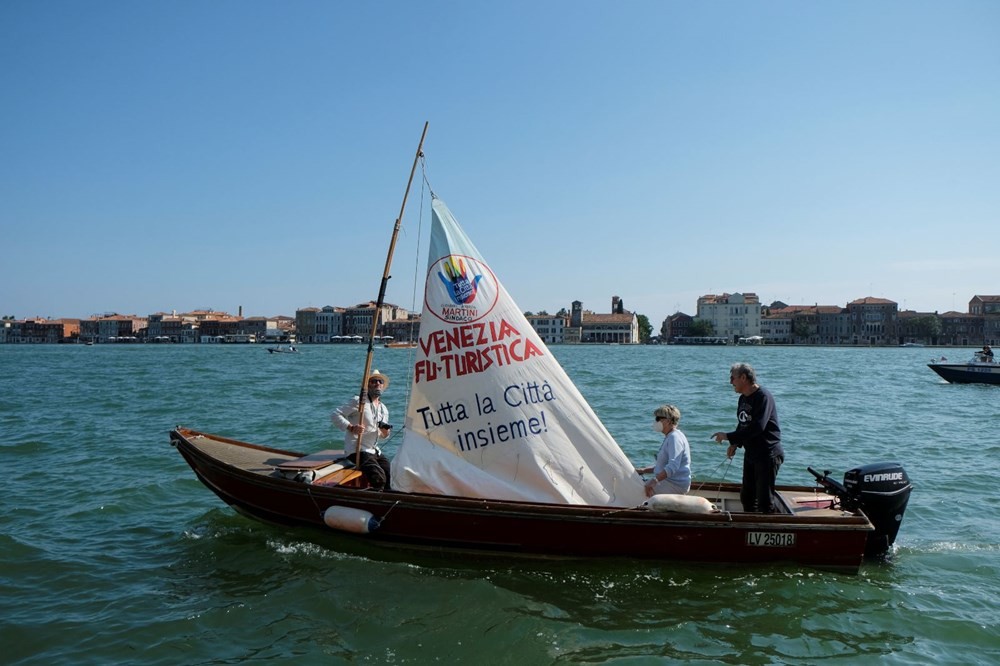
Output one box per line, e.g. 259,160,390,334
171,426,910,572
174,125,911,572
928,353,1000,385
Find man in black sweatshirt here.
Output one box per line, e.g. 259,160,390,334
712,362,784,513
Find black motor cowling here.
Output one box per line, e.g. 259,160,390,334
809,462,912,560
844,462,912,559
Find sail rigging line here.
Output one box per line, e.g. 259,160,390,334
354,121,430,468
420,155,437,201
397,157,429,403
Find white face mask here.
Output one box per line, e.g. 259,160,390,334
651,420,664,433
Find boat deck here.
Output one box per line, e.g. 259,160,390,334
690,487,846,517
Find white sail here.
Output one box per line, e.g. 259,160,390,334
390,198,646,507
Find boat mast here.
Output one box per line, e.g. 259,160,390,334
354,121,429,466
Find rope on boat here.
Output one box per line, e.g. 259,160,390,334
691,455,735,500
378,499,402,524
305,485,324,520
306,486,400,529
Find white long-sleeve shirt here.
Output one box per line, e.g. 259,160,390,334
331,396,389,455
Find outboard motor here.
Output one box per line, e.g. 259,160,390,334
809,462,912,560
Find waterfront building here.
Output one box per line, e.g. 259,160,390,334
80,314,148,343
816,306,852,345
562,322,581,344
970,295,1000,346
846,297,898,345
898,310,942,345
149,309,242,343
763,305,851,345
760,311,791,344
383,314,421,344
938,311,983,346
296,306,345,343
342,301,409,340
527,314,566,344
969,295,1000,316
661,312,693,343
316,306,345,343
146,312,199,343
295,307,320,342
0,318,80,343
240,316,289,343
273,316,295,342
567,297,639,344
198,315,243,343
696,293,761,344
775,305,818,344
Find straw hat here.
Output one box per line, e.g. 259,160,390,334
368,370,390,389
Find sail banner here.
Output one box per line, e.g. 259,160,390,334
391,199,646,507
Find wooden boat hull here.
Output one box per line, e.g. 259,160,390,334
928,363,1000,385
170,427,881,572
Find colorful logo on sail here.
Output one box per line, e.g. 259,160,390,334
426,254,498,323
439,257,481,305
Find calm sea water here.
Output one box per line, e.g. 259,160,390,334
2,344,998,665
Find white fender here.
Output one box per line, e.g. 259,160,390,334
323,505,380,534
642,494,718,514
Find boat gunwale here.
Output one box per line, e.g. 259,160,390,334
171,426,873,531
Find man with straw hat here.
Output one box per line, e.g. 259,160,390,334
332,370,393,490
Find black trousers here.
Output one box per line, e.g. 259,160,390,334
357,451,391,490
740,455,784,513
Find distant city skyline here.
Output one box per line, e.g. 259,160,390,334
6,289,993,325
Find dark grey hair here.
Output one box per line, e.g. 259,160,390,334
730,362,756,384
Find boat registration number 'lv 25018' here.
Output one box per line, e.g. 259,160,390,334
746,532,796,547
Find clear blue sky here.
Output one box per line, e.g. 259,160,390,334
3,1,998,326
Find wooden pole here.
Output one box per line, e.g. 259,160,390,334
354,121,429,470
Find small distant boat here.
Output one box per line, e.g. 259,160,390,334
267,345,298,354
384,341,417,349
901,342,925,347
928,353,1000,385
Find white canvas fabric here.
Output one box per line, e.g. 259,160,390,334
390,198,646,507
